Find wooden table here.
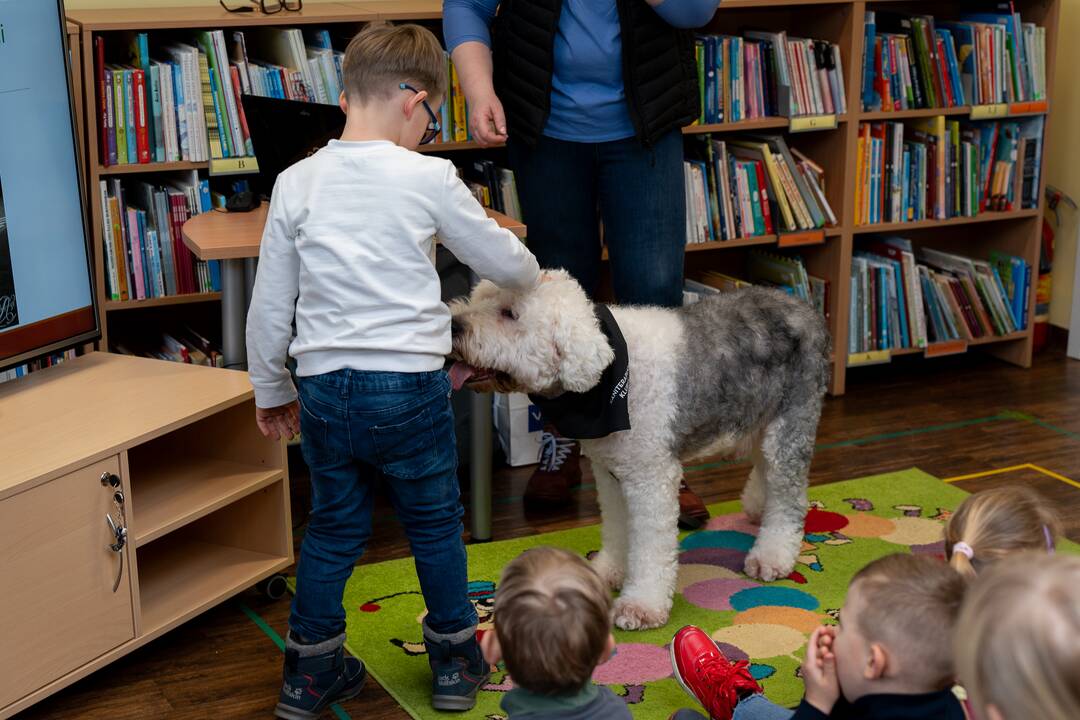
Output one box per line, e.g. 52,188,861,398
182,204,527,541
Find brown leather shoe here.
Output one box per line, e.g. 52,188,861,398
523,431,582,509
678,480,710,530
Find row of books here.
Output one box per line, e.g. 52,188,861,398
95,28,475,166
114,326,225,368
694,32,847,124
682,250,829,319
854,116,1043,226
99,172,220,301
0,349,78,385
458,161,522,220
684,135,837,244
849,238,1029,353
862,9,1047,112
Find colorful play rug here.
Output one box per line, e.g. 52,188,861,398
291,468,1077,719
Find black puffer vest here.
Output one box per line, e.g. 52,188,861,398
492,0,701,147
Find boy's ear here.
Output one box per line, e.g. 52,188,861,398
601,634,617,663
864,643,889,681
338,91,348,114
480,629,502,666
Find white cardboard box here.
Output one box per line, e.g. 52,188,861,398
492,392,543,466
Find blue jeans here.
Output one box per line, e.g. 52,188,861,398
507,130,687,307
289,369,478,643
671,695,794,720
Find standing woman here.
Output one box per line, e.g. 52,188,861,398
445,0,717,524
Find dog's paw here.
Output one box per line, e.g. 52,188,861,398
744,542,798,582
590,552,626,591
612,597,669,631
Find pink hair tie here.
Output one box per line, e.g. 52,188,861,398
953,542,975,560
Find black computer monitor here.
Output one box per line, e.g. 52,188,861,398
241,94,346,198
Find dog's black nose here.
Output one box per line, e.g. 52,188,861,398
451,318,463,336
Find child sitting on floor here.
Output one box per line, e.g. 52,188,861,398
482,546,631,719
669,553,967,719
944,485,1061,578
955,553,1080,720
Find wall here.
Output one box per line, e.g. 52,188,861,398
1045,0,1079,329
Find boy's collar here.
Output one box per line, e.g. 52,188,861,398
500,682,599,716
846,687,965,718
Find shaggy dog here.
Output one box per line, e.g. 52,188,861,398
448,270,829,630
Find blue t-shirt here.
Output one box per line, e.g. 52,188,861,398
443,0,716,143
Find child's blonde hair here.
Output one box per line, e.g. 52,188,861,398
955,553,1080,720
944,486,1061,580
342,23,447,103
494,547,611,696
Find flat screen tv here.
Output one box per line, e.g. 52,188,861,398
0,0,99,370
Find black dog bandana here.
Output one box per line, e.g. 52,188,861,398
529,305,631,439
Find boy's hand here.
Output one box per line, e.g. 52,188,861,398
256,401,300,441
802,626,840,714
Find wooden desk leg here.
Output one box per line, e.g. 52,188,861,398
243,258,258,315
222,258,247,370
469,389,493,542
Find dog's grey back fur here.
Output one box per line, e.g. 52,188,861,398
670,287,830,458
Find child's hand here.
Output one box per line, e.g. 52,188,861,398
802,626,840,714
256,401,300,441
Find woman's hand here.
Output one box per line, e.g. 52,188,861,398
468,90,508,147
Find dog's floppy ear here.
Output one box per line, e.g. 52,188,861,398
541,270,615,393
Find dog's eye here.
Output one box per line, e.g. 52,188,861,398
501,307,517,321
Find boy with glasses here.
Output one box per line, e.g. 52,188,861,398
246,22,539,720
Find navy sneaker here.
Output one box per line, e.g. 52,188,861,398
424,629,490,711
275,631,366,720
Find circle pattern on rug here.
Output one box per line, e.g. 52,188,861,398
804,508,849,534
683,578,761,611
681,530,757,553
880,517,944,546
592,643,672,685
730,586,819,612
706,513,760,535
750,664,777,681
715,642,750,663
711,623,807,658
733,606,822,633
911,540,947,557
679,547,747,573
676,564,741,593
842,513,897,537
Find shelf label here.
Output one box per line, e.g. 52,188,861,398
209,156,260,176
1008,100,1049,115
924,340,968,358
970,104,1008,120
778,229,826,247
789,114,838,133
847,350,891,367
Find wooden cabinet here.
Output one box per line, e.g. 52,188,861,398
0,353,291,718
0,457,134,709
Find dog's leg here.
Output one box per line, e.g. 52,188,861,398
741,442,767,524
743,406,817,582
611,459,682,631
590,461,628,591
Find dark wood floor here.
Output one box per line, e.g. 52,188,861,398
17,341,1080,720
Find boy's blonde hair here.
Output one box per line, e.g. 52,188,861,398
955,553,1080,720
494,547,611,696
342,23,447,103
945,486,1061,580
849,554,966,691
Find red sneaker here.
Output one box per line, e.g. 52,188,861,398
670,626,762,720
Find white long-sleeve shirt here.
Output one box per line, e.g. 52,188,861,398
246,139,539,408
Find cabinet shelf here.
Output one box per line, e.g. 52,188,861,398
132,459,283,545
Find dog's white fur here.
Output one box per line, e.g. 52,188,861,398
450,271,825,630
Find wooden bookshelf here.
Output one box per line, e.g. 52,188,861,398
66,0,1059,395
